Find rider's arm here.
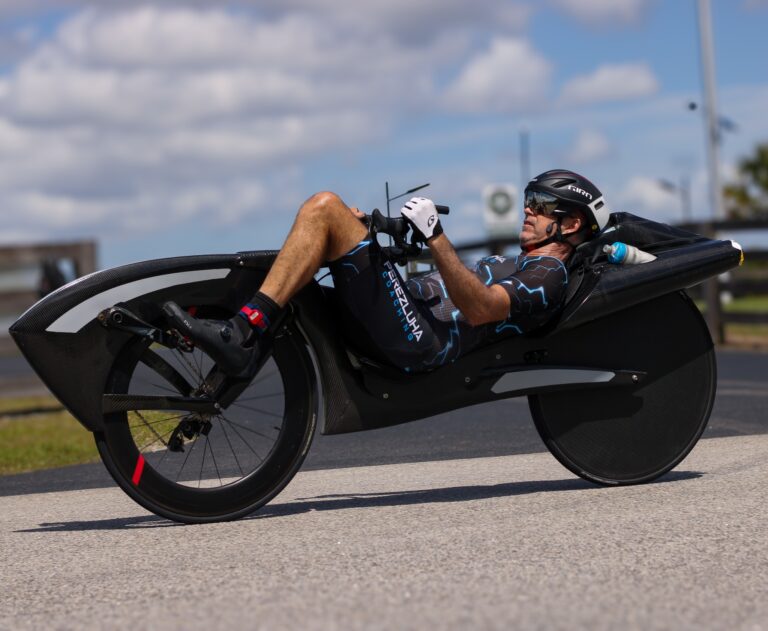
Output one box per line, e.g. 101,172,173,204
427,233,511,326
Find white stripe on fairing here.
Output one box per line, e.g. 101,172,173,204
46,269,231,333
491,369,615,394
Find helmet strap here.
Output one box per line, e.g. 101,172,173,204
522,217,573,252
522,215,595,254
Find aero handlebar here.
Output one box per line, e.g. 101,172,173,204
368,205,449,265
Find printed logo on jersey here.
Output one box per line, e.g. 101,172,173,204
382,262,423,342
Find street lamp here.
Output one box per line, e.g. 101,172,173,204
657,176,692,222
695,0,726,343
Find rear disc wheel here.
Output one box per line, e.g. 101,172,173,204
529,291,716,485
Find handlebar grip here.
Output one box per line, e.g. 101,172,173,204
435,204,449,215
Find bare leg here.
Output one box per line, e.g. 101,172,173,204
259,191,368,306
162,191,367,376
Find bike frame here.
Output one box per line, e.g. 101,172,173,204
10,236,741,436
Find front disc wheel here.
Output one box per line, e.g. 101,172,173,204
95,324,316,523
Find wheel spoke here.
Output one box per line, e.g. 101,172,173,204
171,349,202,388
228,402,283,419
219,418,244,477
128,412,188,429
218,413,264,461
218,413,275,440
198,431,208,488
138,425,176,452
175,430,200,483
139,349,193,396
235,392,283,402
206,435,223,486
100,319,314,521
250,367,278,386
133,410,169,449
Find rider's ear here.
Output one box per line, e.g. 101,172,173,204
561,213,582,235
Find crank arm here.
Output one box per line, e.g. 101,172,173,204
98,305,192,351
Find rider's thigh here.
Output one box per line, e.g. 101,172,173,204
330,242,448,372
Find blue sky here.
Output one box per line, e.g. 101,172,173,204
0,0,766,269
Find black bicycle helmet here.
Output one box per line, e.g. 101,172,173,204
525,169,610,236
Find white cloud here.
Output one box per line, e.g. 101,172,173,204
0,0,532,35
565,129,613,163
0,5,478,240
5,7,459,128
444,37,552,113
0,2,536,247
559,62,659,107
615,175,676,217
549,0,653,26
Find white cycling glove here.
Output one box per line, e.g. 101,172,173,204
400,197,443,242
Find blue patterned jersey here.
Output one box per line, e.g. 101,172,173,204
405,254,568,360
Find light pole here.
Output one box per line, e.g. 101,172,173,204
697,0,724,222
519,128,530,193
657,176,692,222
696,0,725,343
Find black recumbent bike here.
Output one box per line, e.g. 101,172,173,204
10,204,742,523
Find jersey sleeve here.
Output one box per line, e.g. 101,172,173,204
494,256,568,335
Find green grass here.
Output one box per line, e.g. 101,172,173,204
727,323,768,340
694,295,768,314
0,405,99,476
722,295,768,313
690,295,768,343
0,395,62,415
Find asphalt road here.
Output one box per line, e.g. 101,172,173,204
1,434,767,630
1,348,766,497
1,348,767,630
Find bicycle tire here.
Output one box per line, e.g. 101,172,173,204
95,321,316,523
529,291,716,485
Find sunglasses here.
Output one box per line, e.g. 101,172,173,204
524,190,561,217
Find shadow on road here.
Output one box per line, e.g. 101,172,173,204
16,471,701,533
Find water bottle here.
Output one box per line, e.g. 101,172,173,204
603,242,657,265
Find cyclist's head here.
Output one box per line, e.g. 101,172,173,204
523,169,610,245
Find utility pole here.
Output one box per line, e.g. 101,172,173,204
519,128,530,192
697,0,724,222
697,0,724,343
680,174,692,222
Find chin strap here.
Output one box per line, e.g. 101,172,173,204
522,218,591,253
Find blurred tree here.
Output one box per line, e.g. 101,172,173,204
724,142,768,219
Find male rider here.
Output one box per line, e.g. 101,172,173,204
164,169,610,376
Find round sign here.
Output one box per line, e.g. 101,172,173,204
489,190,513,216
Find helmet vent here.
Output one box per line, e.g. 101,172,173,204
595,201,604,210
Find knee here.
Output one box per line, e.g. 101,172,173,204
299,191,344,219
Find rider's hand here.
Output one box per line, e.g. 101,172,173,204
400,197,443,242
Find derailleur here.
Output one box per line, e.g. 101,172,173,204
98,305,194,352
167,415,213,453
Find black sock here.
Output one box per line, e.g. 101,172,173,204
235,291,282,338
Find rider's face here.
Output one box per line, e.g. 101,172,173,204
520,205,555,249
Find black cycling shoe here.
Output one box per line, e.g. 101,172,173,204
162,302,268,378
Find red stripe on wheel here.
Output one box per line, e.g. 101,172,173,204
132,454,146,485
